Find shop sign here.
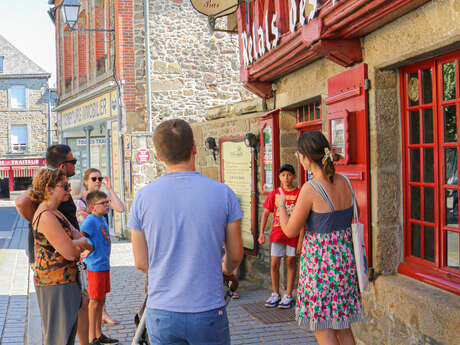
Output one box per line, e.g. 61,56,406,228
190,0,238,17
240,0,339,66
136,149,150,164
76,138,107,146
0,158,45,166
60,90,117,130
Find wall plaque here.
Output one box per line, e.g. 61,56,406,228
190,0,238,17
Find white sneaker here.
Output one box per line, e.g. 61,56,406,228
264,293,281,308
278,295,294,309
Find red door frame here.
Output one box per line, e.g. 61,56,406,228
259,109,280,195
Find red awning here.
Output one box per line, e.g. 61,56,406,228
12,166,40,178
0,167,10,178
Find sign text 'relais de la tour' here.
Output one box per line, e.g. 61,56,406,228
241,0,339,66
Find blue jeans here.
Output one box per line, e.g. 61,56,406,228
146,307,230,345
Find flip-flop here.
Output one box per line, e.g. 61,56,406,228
231,292,240,299
102,316,119,325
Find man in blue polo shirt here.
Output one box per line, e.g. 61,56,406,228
129,119,243,345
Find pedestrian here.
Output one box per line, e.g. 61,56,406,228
29,168,92,345
76,168,125,325
258,164,303,309
129,119,243,345
15,144,91,345
277,131,362,345
80,190,118,345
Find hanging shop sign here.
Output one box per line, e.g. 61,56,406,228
0,158,45,167
136,149,150,164
190,0,238,17
60,90,117,130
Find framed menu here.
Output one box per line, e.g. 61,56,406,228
327,110,350,164
259,109,280,194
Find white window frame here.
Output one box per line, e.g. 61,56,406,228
10,124,28,153
9,85,26,109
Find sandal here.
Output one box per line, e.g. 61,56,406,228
231,292,240,299
102,314,119,325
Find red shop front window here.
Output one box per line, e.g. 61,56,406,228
399,50,460,295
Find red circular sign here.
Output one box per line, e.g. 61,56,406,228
136,149,150,164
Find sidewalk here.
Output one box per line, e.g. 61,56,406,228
0,214,317,345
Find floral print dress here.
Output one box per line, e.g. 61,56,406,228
296,178,362,331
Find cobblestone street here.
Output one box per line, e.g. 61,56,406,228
0,209,317,345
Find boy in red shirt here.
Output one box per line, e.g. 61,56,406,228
258,164,304,308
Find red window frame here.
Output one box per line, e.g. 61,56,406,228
399,49,460,295
259,109,280,195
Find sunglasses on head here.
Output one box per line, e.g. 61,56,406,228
91,177,104,182
61,159,77,165
56,182,71,191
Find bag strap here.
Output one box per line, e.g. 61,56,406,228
309,179,335,211
342,174,359,222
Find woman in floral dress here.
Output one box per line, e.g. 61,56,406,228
277,131,361,345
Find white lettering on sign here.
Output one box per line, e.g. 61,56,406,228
76,138,107,146
241,0,338,66
0,159,42,166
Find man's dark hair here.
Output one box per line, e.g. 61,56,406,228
86,190,108,207
46,144,72,168
153,119,194,164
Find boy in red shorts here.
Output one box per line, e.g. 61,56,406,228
258,164,304,309
82,190,118,345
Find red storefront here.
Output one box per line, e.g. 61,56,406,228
0,158,45,198
228,0,460,343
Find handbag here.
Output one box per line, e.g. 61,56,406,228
344,175,369,293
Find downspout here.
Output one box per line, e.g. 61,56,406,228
144,0,153,133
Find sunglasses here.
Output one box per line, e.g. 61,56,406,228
95,200,110,206
91,177,104,182
61,159,77,165
56,182,71,191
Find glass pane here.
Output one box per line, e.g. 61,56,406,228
446,189,458,227
411,186,421,220
444,105,457,142
422,108,433,143
315,103,320,119
410,149,420,182
421,68,433,104
443,62,456,101
309,103,314,121
408,72,419,106
298,108,303,123
10,85,25,108
409,110,420,144
424,227,435,262
446,231,459,269
424,187,435,223
411,223,421,257
445,147,457,184
423,148,434,183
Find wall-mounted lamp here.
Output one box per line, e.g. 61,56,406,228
205,136,218,161
244,133,258,150
62,0,114,32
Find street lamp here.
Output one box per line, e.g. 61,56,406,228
62,0,114,32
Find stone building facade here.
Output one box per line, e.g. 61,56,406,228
0,34,52,199
190,1,460,345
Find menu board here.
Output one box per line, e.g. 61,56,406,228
263,125,273,191
221,140,254,251
331,118,345,155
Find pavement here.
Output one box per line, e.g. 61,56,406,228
0,204,317,345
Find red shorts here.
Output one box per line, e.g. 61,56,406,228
87,270,111,300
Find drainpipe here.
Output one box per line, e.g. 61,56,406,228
84,126,93,169
47,84,51,146
144,0,153,133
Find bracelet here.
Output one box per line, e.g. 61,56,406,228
279,203,287,209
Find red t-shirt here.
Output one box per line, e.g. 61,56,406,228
263,186,300,248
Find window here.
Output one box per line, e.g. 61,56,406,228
400,50,460,294
296,100,321,125
11,125,27,152
10,85,26,109
0,57,3,73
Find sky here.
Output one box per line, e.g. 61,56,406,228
0,0,57,86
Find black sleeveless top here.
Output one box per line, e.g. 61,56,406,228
58,195,79,230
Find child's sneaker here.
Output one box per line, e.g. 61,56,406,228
264,293,281,308
98,333,119,344
278,295,294,309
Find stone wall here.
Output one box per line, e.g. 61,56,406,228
0,78,49,155
126,0,256,205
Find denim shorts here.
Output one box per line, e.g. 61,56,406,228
146,307,230,345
